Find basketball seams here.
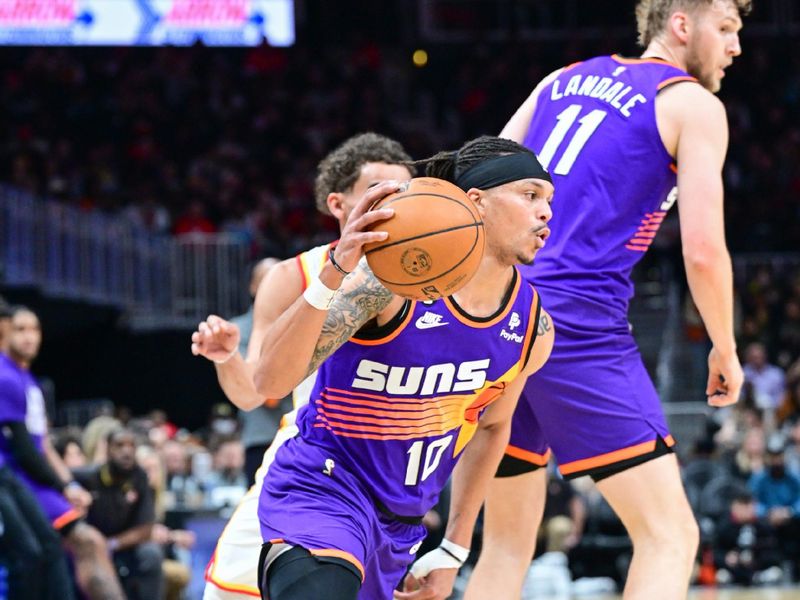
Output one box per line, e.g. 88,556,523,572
364,222,484,256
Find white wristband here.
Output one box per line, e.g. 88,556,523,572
439,538,470,565
303,277,338,311
213,347,238,365
409,539,471,579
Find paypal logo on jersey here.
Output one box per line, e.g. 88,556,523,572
499,311,524,343
352,359,490,395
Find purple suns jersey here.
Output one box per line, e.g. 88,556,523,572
521,55,696,324
292,269,540,517
0,353,48,468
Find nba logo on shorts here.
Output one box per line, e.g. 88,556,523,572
508,312,521,331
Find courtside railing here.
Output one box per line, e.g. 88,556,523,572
0,186,250,328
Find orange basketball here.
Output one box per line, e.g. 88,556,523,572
364,177,485,300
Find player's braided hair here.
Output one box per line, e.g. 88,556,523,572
636,0,752,47
414,136,534,183
314,132,414,215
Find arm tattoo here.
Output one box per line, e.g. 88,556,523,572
305,263,394,376
536,313,551,337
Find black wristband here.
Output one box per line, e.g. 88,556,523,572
328,247,351,276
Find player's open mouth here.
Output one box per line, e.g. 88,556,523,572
535,228,550,246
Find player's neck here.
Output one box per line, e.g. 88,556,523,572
9,354,30,370
642,40,686,71
451,259,514,319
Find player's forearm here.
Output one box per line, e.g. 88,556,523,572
445,421,511,548
254,265,345,398
110,524,153,552
683,242,737,358
214,354,268,411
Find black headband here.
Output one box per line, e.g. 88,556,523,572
455,152,552,191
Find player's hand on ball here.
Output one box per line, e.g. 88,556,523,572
706,347,744,408
191,315,240,363
332,180,401,274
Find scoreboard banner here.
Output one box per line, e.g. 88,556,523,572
0,0,295,46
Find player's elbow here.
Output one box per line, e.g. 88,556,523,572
253,367,291,401
682,238,729,274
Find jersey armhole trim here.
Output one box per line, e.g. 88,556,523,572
520,286,542,370
351,300,415,345
657,75,699,91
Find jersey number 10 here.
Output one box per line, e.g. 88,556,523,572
537,104,608,176
405,434,453,486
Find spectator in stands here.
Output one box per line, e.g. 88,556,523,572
537,469,586,556
54,431,87,469
136,445,194,600
161,438,203,509
778,299,800,363
73,427,163,600
81,414,122,465
743,342,786,414
203,437,248,510
714,491,782,586
714,382,763,451
748,438,800,569
726,425,766,481
228,256,292,485
782,416,800,478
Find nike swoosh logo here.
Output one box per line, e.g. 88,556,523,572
415,318,449,329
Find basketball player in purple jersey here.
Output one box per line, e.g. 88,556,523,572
192,133,416,600
252,136,555,600
463,1,750,598
0,307,126,600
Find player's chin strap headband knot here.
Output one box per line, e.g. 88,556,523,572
455,152,552,191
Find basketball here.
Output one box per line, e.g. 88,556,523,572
364,177,485,300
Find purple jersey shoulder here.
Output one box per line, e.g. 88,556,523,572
521,55,696,322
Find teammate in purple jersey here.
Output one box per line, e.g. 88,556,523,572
464,1,750,599
0,307,126,600
252,136,555,600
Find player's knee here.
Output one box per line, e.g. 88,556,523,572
635,512,699,556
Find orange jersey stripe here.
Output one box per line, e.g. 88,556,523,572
559,436,674,475
506,444,551,466
53,508,82,530
611,54,682,69
314,422,451,441
317,403,459,428
318,399,462,423
658,75,698,90
516,286,540,371
309,549,365,581
321,390,467,413
204,548,260,597
315,410,454,437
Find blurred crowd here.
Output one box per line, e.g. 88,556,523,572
0,34,798,259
